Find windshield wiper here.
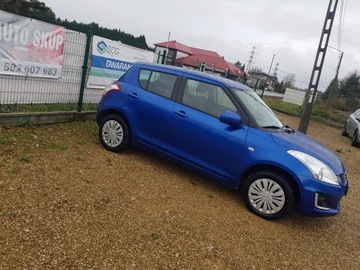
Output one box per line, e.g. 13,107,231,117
282,124,295,133
262,125,295,134
262,125,282,129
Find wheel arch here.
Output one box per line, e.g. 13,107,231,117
352,128,359,147
354,128,359,137
97,109,130,129
238,164,301,205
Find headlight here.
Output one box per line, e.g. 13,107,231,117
288,150,339,186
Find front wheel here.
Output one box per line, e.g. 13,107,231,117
99,114,130,152
341,122,348,136
242,171,294,220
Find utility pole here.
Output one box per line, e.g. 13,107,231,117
164,31,171,64
326,50,344,108
261,54,275,98
273,63,279,77
246,46,256,72
298,0,339,134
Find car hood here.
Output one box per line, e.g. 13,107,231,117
271,131,345,174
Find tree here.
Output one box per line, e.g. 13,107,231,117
322,77,339,105
339,71,360,111
283,73,296,89
235,61,245,71
1,0,56,22
249,67,264,74
20,0,56,22
0,0,22,13
273,81,285,93
0,0,149,50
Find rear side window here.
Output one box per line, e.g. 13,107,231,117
139,69,177,99
182,79,237,118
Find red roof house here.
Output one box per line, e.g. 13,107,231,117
154,40,244,79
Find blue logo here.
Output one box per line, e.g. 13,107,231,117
97,41,107,54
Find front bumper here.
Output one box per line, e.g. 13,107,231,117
296,175,348,217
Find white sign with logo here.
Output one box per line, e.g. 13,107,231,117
87,36,154,89
0,10,65,78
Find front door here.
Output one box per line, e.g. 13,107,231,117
167,78,247,184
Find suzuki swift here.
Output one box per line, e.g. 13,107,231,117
96,62,348,220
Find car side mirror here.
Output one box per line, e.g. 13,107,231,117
220,111,242,128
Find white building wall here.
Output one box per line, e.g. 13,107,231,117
283,88,306,106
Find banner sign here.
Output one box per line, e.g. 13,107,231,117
0,10,65,78
87,36,154,89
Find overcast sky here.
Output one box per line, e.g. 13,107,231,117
42,0,359,91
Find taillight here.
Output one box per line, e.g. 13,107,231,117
103,82,121,96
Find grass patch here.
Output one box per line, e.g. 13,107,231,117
264,97,347,128
0,138,12,145
264,97,301,117
0,103,98,113
47,144,68,150
19,154,31,163
150,233,161,240
6,211,17,220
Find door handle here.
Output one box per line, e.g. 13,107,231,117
174,110,188,118
128,93,139,99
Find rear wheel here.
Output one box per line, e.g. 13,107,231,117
242,171,294,220
351,130,359,147
99,114,130,152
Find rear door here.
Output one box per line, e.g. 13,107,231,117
167,77,248,184
126,68,179,150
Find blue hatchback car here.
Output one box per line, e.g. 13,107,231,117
96,62,348,220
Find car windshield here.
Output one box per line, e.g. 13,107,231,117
232,88,283,128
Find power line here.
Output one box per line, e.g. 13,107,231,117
337,0,348,51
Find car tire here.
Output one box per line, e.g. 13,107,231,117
341,123,348,136
242,171,294,220
351,130,359,147
99,114,130,152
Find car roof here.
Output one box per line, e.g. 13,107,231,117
133,62,251,91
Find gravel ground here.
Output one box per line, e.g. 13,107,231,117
0,113,359,270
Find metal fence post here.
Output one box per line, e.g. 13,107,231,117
77,26,93,112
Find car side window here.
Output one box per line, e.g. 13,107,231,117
182,79,237,118
139,69,177,99
355,110,360,119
